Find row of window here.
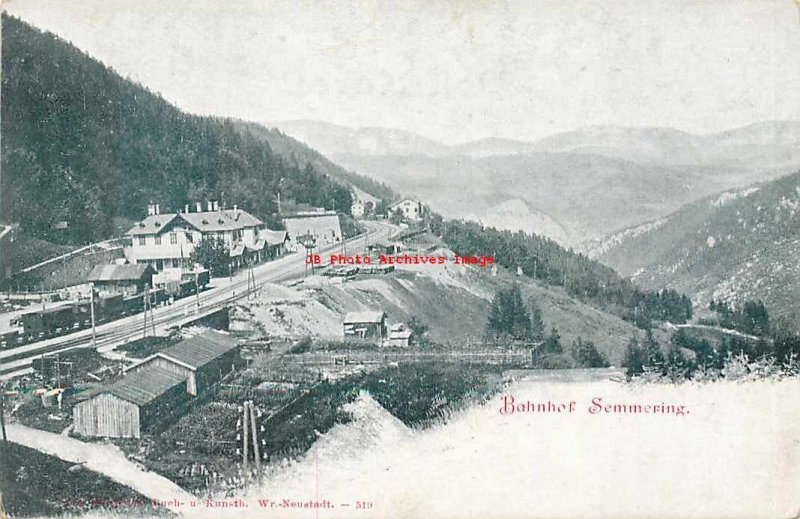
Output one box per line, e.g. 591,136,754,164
136,230,247,246
138,233,179,246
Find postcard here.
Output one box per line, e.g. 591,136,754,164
0,1,799,518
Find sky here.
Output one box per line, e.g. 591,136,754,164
4,0,800,144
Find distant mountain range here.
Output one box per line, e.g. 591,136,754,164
270,120,800,246
589,171,800,331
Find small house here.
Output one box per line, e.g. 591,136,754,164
389,199,425,222
343,311,387,343
87,264,155,297
387,323,413,348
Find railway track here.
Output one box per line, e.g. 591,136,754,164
0,222,398,380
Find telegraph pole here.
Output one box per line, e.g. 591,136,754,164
249,400,261,476
89,283,97,348
195,271,200,312
242,401,249,472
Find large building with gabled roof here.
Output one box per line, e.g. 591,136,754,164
124,201,282,271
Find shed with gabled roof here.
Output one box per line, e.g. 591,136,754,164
343,310,387,343
72,365,189,438
125,329,241,396
87,263,155,296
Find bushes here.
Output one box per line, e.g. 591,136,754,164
624,328,800,383
571,338,609,368
361,363,502,427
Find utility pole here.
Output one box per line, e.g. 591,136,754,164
249,400,261,477
89,283,97,348
242,401,249,472
247,267,256,299
195,271,200,312
142,288,155,338
0,388,7,444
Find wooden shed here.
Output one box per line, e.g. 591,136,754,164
72,365,188,438
343,311,387,343
87,263,155,297
125,329,240,395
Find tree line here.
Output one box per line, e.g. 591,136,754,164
1,15,354,245
429,216,692,329
485,284,609,368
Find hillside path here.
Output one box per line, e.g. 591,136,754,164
6,422,194,514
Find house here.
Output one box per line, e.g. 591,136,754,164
125,202,279,271
262,230,290,259
386,323,413,348
367,239,402,255
86,264,155,297
124,329,241,396
72,330,241,439
72,365,190,438
351,188,380,218
389,199,424,222
283,210,342,251
343,310,387,343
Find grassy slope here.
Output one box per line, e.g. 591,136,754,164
0,443,169,517
244,260,639,365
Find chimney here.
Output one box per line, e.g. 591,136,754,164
233,204,238,211
213,200,220,211
196,202,203,212
147,203,156,216
207,201,213,212
184,204,189,213
155,204,160,215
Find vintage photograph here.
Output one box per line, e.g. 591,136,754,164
0,1,799,517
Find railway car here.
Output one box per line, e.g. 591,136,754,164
12,304,82,340
0,329,24,349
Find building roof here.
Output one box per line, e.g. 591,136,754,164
180,209,263,233
127,209,263,236
389,329,413,340
246,239,266,252
262,230,289,246
81,365,186,407
283,210,338,219
390,198,421,209
158,330,239,370
344,311,386,324
87,264,154,282
127,214,181,236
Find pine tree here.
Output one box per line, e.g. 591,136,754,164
571,337,608,368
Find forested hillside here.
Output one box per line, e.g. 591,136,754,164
429,216,692,329
0,14,358,245
232,121,396,205
592,171,800,331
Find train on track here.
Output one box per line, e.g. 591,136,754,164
0,272,209,349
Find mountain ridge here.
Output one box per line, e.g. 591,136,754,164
590,171,800,331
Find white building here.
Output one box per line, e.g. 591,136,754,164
351,188,380,218
283,209,342,251
389,199,425,222
125,202,272,271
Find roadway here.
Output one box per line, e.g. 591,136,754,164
0,221,400,380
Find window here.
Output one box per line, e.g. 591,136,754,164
154,236,161,245
138,236,146,246
170,233,177,244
